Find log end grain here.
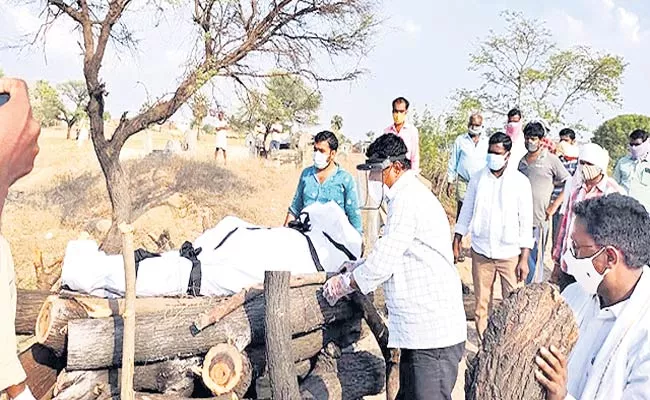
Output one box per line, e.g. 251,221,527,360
202,343,252,397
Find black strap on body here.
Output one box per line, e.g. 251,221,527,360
322,232,357,261
179,241,202,296
133,248,161,278
287,212,324,272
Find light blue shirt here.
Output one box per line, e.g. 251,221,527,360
613,155,650,212
447,133,489,183
289,165,362,233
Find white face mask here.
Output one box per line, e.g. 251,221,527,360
313,151,330,170
487,153,507,171
469,126,483,136
563,247,609,295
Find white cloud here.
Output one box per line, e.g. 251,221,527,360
616,7,641,43
602,0,615,11
403,19,422,35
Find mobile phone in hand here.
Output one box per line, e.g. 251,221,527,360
0,93,9,107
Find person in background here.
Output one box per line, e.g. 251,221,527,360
518,122,570,284
505,108,527,171
551,129,580,249
285,131,362,233
552,143,624,291
613,129,650,212
269,119,284,152
0,78,41,400
384,97,420,173
454,132,533,341
323,133,466,399
213,110,228,165
535,194,650,400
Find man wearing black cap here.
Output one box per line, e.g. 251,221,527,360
323,134,467,399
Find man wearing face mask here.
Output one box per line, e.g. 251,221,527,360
518,121,570,284
505,108,527,171
453,132,534,341
384,97,420,173
285,130,362,233
534,194,650,400
613,129,650,212
552,143,623,291
323,134,466,400
446,113,489,223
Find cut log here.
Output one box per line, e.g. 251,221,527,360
52,357,201,400
201,343,252,398
465,283,579,400
16,289,50,335
67,284,356,370
19,344,63,400
264,271,301,399
36,295,89,356
254,359,311,400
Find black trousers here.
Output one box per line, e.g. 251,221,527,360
396,341,465,400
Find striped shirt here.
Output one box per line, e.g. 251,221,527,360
353,171,467,349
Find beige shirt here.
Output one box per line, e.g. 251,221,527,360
0,236,26,392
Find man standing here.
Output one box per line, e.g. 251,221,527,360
446,113,489,221
0,78,41,399
505,108,526,171
384,97,420,173
551,129,580,249
613,129,650,212
213,111,228,164
323,134,466,399
269,118,284,152
453,132,533,341
535,194,650,400
518,122,570,283
552,143,623,290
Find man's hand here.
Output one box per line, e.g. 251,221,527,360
446,182,454,198
338,259,364,274
516,259,529,283
452,236,462,264
322,272,355,306
535,345,568,400
0,78,40,189
550,263,561,285
545,204,559,220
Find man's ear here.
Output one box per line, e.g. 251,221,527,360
604,246,620,268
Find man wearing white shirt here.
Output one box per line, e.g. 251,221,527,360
384,97,420,173
213,111,228,164
323,133,467,399
453,132,533,340
535,194,650,400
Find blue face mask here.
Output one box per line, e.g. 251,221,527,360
487,153,508,171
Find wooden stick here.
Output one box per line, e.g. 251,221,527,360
264,271,301,399
119,223,136,400
190,272,328,335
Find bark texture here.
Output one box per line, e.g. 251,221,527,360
16,289,50,335
18,344,63,400
465,283,579,400
36,294,89,356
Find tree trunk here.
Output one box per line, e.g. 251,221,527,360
95,151,132,254
465,283,579,400
264,271,301,399
201,343,252,397
66,284,356,370
120,224,137,400
36,294,89,356
19,344,64,400
52,357,201,400
16,289,50,335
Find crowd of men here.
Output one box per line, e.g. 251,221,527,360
2,81,650,400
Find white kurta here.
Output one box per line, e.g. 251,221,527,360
214,119,228,150
563,266,650,399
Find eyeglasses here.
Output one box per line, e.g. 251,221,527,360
570,241,602,258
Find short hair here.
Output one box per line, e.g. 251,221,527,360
559,128,576,141
488,132,513,152
630,129,649,142
523,121,546,138
507,108,522,119
468,113,483,126
392,97,410,110
573,193,650,268
314,130,339,151
366,133,411,169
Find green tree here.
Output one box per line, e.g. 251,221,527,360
331,115,343,133
103,111,112,121
189,92,210,138
365,130,375,141
32,80,63,127
467,11,625,123
593,114,650,164
57,80,89,139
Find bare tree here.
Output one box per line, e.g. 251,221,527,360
37,0,377,252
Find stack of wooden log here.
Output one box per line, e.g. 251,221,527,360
16,274,387,400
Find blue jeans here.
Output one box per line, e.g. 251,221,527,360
527,223,549,284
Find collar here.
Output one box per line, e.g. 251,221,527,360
310,163,339,178
597,298,628,319
581,175,610,193
386,170,416,201
464,132,486,141
387,123,412,133
521,149,548,166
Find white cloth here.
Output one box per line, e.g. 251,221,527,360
270,123,284,142
61,202,362,298
508,135,527,172
455,167,535,259
214,118,228,149
353,170,467,349
563,266,650,400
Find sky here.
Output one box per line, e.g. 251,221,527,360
1,0,648,141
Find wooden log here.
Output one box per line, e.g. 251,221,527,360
264,271,301,399
254,359,312,400
201,343,252,398
119,222,137,400
465,283,579,400
36,295,89,356
67,284,356,370
16,289,50,335
52,357,201,400
19,343,64,400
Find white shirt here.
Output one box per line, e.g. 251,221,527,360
455,167,534,259
353,171,467,349
214,118,228,149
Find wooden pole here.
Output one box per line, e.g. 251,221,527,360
119,223,136,400
264,271,300,399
